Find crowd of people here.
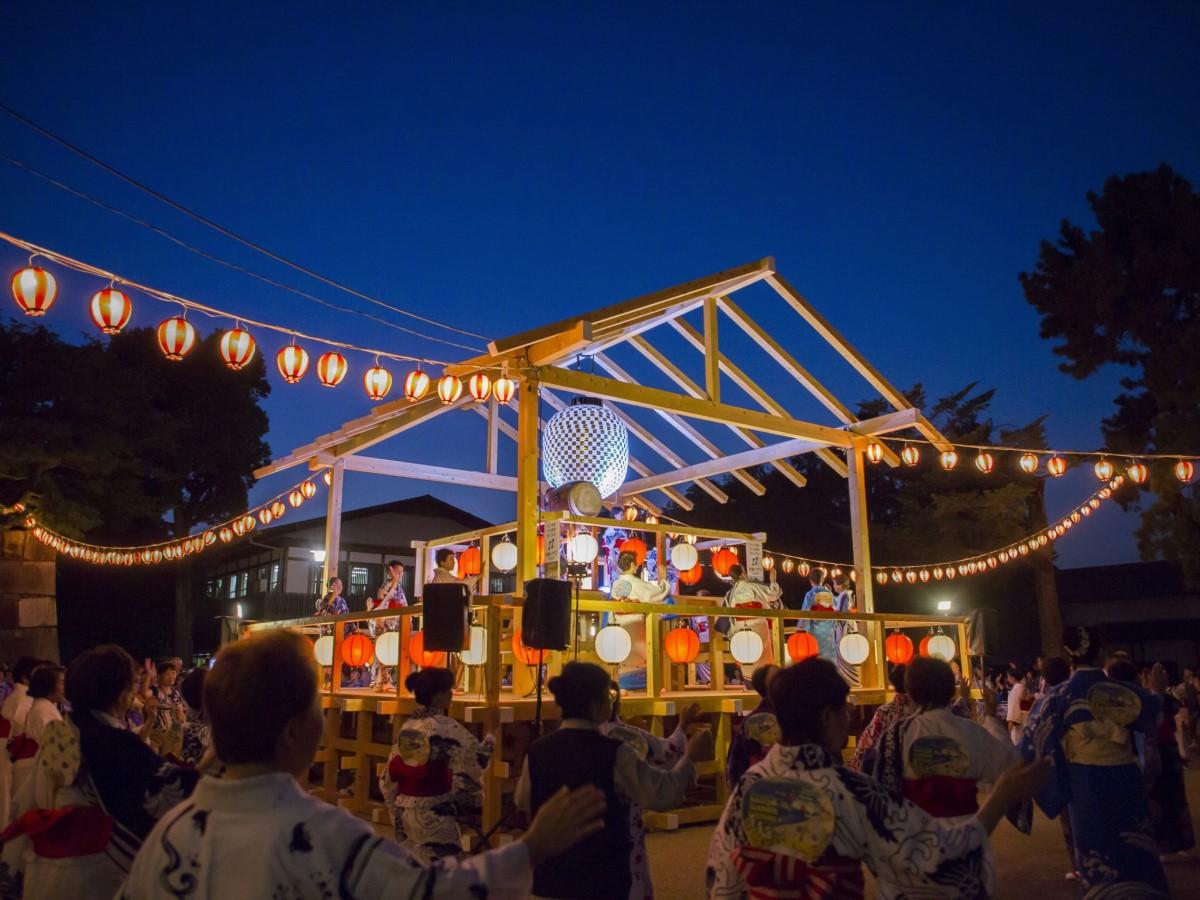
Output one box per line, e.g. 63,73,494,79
0,622,1193,898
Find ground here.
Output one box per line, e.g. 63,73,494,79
647,764,1200,898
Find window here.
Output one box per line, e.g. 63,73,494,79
228,576,238,600
270,562,281,591
239,571,250,598
257,564,270,594
348,566,370,602
311,565,325,598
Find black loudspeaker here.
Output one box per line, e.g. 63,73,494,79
422,582,470,651
522,578,572,650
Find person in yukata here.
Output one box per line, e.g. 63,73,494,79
120,629,605,900
725,664,781,791
847,663,913,771
1012,625,1170,898
515,661,713,900
706,657,1051,900
830,572,861,687
7,665,65,810
145,661,185,760
379,667,495,864
610,549,672,691
0,657,39,830
725,564,782,683
177,668,211,768
368,560,407,689
430,548,479,591
868,657,1018,820
798,567,840,662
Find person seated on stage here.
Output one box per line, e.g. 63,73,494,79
867,657,1018,819
515,661,712,900
848,663,912,771
430,548,479,592
380,667,495,864
706,657,1051,900
725,663,781,791
178,668,211,768
120,629,604,900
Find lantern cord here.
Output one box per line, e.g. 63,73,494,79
0,103,491,343
0,154,484,354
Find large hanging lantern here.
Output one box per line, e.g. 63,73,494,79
677,564,703,586
316,352,348,387
618,537,648,566
730,630,765,665
1019,452,1039,474
839,632,871,665
939,449,958,471
711,547,738,577
89,287,132,334
786,630,818,663
363,365,393,401
1046,455,1067,478
885,631,914,665
301,480,317,499
437,374,463,404
408,631,447,668
491,538,518,572
313,635,334,666
542,398,629,499
901,444,920,467
404,368,431,401
277,344,310,383
461,626,488,666
156,316,196,360
866,441,884,464
974,452,994,474
1126,461,1148,485
1094,458,1114,481
288,489,304,508
375,631,401,666
928,633,956,662
511,630,548,666
595,625,633,664
669,542,699,572
219,328,256,370
1176,460,1196,484
341,633,374,667
11,266,57,316
665,626,700,664
467,372,491,402
493,372,517,404
458,546,482,577
567,531,599,564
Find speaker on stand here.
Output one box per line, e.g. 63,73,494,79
522,578,571,733
422,582,470,651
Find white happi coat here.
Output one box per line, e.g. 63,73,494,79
611,572,671,680
0,684,33,829
726,579,782,670
119,772,532,900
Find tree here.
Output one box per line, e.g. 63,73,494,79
1021,164,1200,582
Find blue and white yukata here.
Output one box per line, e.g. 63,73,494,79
833,589,860,687
800,586,840,663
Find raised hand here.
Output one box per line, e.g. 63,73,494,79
678,702,703,730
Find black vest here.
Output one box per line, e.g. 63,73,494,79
528,726,632,899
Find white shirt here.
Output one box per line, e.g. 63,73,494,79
0,684,32,737
1007,681,1030,728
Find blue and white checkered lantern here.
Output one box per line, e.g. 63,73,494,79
542,398,629,499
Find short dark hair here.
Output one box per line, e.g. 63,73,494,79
618,551,638,571
387,559,404,569
808,567,827,585
547,661,611,719
728,564,745,580
906,657,955,708
12,656,41,684
180,667,206,710
1105,656,1138,684
832,572,850,589
1063,625,1101,666
27,665,64,699
328,575,342,589
1041,656,1070,687
157,659,178,674
66,645,136,714
205,629,318,765
750,664,779,699
405,667,454,706
770,657,848,745
888,663,907,694
435,548,456,567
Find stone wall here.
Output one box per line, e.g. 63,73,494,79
0,528,58,663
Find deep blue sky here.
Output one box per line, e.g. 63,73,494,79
3,3,1198,568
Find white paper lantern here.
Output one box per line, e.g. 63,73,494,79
928,634,956,662
375,631,401,666
838,631,870,665
491,539,518,572
313,635,334,666
543,398,629,499
567,532,599,564
595,624,632,664
729,630,764,665
461,625,488,666
669,542,699,572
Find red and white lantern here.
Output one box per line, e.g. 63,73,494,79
156,317,196,360
404,369,430,401
277,344,309,383
468,372,491,402
219,328,257,370
437,374,463,404
11,267,57,316
1176,460,1196,484
363,365,393,401
90,288,132,334
493,373,517,404
316,352,348,387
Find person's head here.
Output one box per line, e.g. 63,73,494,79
1040,656,1070,687
169,656,184,673
617,550,638,573
547,661,613,723
435,548,456,570
28,664,65,703
327,576,343,594
12,656,40,686
1024,667,1038,685
888,663,907,694
205,629,321,777
728,564,745,581
832,572,850,592
1105,656,1138,684
180,668,206,712
808,567,827,587
404,667,455,709
905,657,956,709
750,664,781,700
1063,625,1101,668
770,658,851,753
386,559,404,578
157,660,178,686
67,644,138,717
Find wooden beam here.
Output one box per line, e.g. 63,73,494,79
846,442,874,613
703,297,720,403
527,321,594,366
322,459,345,589
312,453,518,492
515,373,540,596
847,408,921,437
619,436,828,494
915,413,955,453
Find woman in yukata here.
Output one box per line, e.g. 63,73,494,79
725,564,782,680
610,549,672,691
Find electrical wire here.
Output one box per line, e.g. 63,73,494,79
880,434,1197,463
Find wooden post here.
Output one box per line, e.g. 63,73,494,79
482,603,503,836
703,296,720,403
486,394,499,475
846,443,874,613
322,458,345,589
515,371,540,591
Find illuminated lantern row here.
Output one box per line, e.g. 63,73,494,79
156,317,196,360
468,372,491,402
11,266,57,316
494,372,517,404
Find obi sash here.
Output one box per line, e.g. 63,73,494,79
902,775,978,818
387,755,452,798
8,734,38,762
732,846,865,900
0,806,114,858
0,715,10,739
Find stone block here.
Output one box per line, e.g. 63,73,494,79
18,596,57,628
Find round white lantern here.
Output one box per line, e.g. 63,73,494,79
669,542,699,572
375,631,401,666
543,398,629,499
838,631,870,665
313,635,334,667
928,634,956,661
567,532,599,564
729,630,764,665
491,539,518,572
460,625,488,666
595,624,632,664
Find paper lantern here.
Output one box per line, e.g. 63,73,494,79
536,533,545,566
403,368,430,401
619,537,648,566
928,634,956,662
363,365,393,401
375,631,401,666
437,375,463,404
316,352,348,387
458,546,482,577
622,502,640,522
1019,453,1039,474
781,558,796,574
491,539,518,572
665,627,700,664
156,317,196,360
277,344,310,383
595,625,632,664
670,542,699,572
568,532,599,564
511,630,548,666
313,635,334,666
302,480,317,499
1094,459,1114,481
467,372,491,402
1126,461,1148,485
885,632,914,665
341,633,374,667
461,626,488,666
900,444,920,466
866,441,884,464
677,564,703,586
1176,460,1196,484
89,288,132,334
875,570,888,585
270,500,286,518
731,630,765,665
711,547,738,577
905,570,917,584
939,450,958,471
408,631,447,668
11,266,57,316
218,527,233,543
1046,455,1067,477
288,489,304,508
918,634,933,658
257,507,274,526
786,630,818,663
974,452,994,474
542,398,629,499
219,328,256,370
493,374,517,404
839,632,870,665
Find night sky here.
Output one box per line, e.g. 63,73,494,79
3,4,1199,570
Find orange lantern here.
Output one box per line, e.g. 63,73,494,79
866,441,884,464
11,266,57,316
288,489,304,508
787,630,818,663
512,630,548,666
974,452,994,474
665,627,700,664
301,480,317,499
156,316,196,360
403,368,430,401
316,352,348,387
277,344,310,383
408,631,447,668
1176,460,1196,484
885,632,914,665
219,328,256,370
458,545,482,577
939,450,958,471
363,365,393,401
1094,458,1114,481
901,444,920,466
258,507,274,526
677,564,703,586
341,633,374,667
270,500,286,518
1046,455,1067,477
1126,461,1148,485
437,374,463,404
1019,452,1039,474
711,546,738,577
89,287,132,334
468,372,491,402
494,373,517,403
619,537,649,566
918,634,933,657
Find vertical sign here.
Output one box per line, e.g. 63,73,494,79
745,540,764,581
544,523,561,580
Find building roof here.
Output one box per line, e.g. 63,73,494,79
1056,559,1191,604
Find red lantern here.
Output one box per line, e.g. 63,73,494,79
619,537,649,566
1046,455,1067,478
408,630,447,668
156,316,196,360
919,634,933,658
316,351,348,387
89,287,132,334
363,365,393,401
787,630,818,662
11,267,58,316
468,372,491,402
711,546,738,577
665,627,700,664
512,630,548,666
219,328,256,370
494,374,517,403
437,374,463,404
1126,461,1148,485
677,564,703,586
1176,460,1196,484
341,633,374,667
458,545,482,577
403,368,430,401
885,632,914,665
277,344,310,383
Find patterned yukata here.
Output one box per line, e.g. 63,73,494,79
847,693,914,772
799,587,839,664
832,590,860,688
379,706,495,864
707,742,994,899
146,683,185,760
611,572,672,691
0,684,32,830
179,707,211,767
1013,667,1169,897
727,579,783,676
